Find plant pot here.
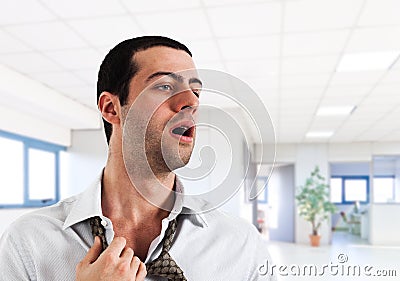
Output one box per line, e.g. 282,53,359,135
309,234,321,247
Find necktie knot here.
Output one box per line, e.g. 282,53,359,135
89,216,187,281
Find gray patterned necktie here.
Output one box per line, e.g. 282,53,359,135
89,216,187,281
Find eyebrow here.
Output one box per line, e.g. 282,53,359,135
146,71,203,86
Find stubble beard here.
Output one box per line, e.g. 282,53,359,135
145,125,194,175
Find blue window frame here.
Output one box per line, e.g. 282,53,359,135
330,176,370,204
0,130,66,208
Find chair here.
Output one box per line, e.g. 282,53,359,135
340,211,361,235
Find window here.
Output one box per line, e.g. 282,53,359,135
0,131,65,208
330,176,369,204
344,178,368,202
0,137,24,205
373,177,395,203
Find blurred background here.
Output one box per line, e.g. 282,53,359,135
0,0,399,279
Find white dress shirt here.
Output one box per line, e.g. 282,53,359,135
0,174,275,281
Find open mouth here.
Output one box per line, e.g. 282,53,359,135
170,122,195,142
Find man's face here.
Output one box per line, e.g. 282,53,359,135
122,46,201,173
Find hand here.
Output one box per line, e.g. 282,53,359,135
76,236,147,281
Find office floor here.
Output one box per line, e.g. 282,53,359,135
265,232,400,281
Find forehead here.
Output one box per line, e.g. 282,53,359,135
133,46,196,76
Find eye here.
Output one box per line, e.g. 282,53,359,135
156,84,173,91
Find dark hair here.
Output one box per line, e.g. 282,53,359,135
97,36,192,144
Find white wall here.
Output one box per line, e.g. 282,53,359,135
60,129,108,199
369,204,400,245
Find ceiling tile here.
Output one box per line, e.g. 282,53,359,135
136,10,212,41
41,0,126,18
0,52,62,73
330,129,360,142
284,0,363,32
218,35,280,60
280,98,319,110
195,60,226,72
247,76,280,93
324,85,372,98
202,0,263,6
30,71,86,88
380,130,400,141
73,69,98,85
309,118,344,131
358,0,400,26
62,85,96,100
370,84,400,98
0,0,56,25
393,58,400,70
319,95,363,106
329,71,384,86
280,88,325,99
68,16,142,47
356,127,394,142
355,102,395,114
346,26,400,52
186,39,221,62
46,48,103,70
283,30,350,56
281,73,331,89
121,0,201,13
6,22,88,50
280,101,317,113
380,70,400,84
376,109,400,129
226,59,279,79
207,2,281,37
281,55,339,75
0,30,31,53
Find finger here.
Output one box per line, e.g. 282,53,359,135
82,236,103,264
106,237,127,257
130,256,142,272
120,247,134,261
136,262,147,280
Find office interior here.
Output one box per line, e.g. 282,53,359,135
0,0,399,280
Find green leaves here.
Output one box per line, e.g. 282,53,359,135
295,166,337,235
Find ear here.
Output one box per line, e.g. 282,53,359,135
98,92,121,125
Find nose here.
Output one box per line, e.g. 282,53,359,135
172,88,199,113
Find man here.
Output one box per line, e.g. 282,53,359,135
0,36,275,280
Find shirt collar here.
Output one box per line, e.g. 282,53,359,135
63,172,208,229
170,177,208,227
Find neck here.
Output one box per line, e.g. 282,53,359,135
101,150,175,225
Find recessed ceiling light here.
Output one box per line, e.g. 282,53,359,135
306,131,334,138
336,51,400,72
316,105,356,116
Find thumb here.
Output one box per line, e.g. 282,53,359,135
82,236,103,264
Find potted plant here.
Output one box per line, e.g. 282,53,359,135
295,166,337,246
